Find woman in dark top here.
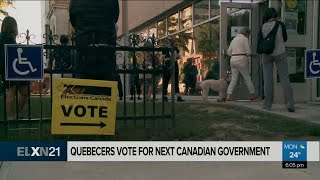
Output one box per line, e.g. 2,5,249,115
0,16,28,120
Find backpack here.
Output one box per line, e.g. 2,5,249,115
257,21,279,54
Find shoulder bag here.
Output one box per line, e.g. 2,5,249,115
257,21,280,54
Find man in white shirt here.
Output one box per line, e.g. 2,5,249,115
226,27,259,101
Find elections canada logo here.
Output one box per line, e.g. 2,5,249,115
57,82,112,101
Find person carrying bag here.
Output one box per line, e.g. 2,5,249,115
257,18,288,54
257,21,279,54
257,8,295,112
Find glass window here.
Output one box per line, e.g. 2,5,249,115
149,24,157,37
157,19,166,38
277,47,306,83
172,29,194,86
171,30,193,59
227,9,250,45
180,7,192,29
194,19,220,81
140,29,148,40
210,0,220,17
283,0,306,35
168,13,179,34
193,0,209,25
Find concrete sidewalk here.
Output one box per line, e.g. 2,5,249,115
1,162,319,180
181,96,320,124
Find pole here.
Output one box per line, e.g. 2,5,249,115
122,0,129,95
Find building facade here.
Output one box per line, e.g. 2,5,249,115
36,0,70,94
117,0,320,102
47,0,70,36
43,0,320,102
40,0,50,44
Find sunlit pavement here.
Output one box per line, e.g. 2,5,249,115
1,162,319,180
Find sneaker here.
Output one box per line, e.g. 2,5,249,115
287,107,295,112
177,96,185,102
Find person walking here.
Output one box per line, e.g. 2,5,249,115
116,74,123,100
162,46,184,102
0,16,28,120
226,27,259,102
257,8,295,112
129,60,142,100
69,0,119,94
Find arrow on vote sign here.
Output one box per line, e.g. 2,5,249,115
52,78,117,135
60,122,107,128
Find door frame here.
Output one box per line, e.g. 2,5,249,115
219,2,260,97
313,0,320,100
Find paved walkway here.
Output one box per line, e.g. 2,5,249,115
1,162,319,180
181,96,320,124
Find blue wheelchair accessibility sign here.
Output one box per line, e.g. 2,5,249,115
305,50,320,79
5,44,43,81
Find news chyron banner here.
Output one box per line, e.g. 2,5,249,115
52,78,117,135
0,141,319,168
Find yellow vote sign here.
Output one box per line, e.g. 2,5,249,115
51,78,117,135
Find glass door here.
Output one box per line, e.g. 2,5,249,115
220,2,259,100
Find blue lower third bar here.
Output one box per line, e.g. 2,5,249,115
0,141,67,161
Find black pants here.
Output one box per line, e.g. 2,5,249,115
116,75,123,98
130,75,141,96
75,30,116,80
185,75,197,95
162,61,179,96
